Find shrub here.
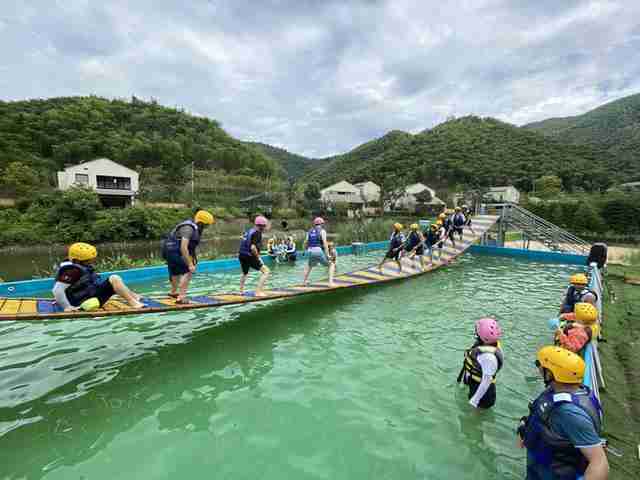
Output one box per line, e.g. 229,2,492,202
273,208,297,219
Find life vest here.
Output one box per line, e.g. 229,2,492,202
239,227,260,256
563,286,598,311
390,231,404,249
463,341,504,384
164,220,200,257
453,213,465,227
424,229,437,247
57,260,101,305
405,231,421,251
523,386,603,480
307,227,325,249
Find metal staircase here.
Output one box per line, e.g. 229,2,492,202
488,204,591,255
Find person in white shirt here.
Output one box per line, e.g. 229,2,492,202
458,317,504,409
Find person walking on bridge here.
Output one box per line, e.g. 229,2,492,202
302,217,335,287
162,209,215,304
238,215,270,296
517,346,608,480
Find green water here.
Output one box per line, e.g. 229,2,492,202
0,254,578,479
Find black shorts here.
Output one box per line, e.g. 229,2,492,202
467,377,496,409
385,248,401,260
68,279,115,307
166,251,190,276
239,254,263,275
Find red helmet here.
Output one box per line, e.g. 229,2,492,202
475,317,502,343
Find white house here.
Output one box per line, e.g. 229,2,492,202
354,181,380,203
57,158,139,207
485,186,520,204
394,183,444,210
320,181,364,205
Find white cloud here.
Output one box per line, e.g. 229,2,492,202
1,0,639,156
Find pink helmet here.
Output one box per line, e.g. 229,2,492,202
313,217,325,225
475,317,502,344
254,215,268,226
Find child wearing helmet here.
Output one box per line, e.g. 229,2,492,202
302,217,335,287
423,222,440,264
52,243,144,312
452,207,466,240
284,236,297,262
457,317,504,409
554,303,599,353
378,223,405,272
560,273,598,313
162,209,215,303
238,215,271,296
405,223,426,269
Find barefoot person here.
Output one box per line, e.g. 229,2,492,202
163,209,215,304
302,217,335,287
239,215,270,296
52,243,144,311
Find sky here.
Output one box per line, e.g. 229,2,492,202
2,0,640,158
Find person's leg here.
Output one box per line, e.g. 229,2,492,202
177,272,192,301
255,265,270,296
239,273,248,294
328,262,336,287
169,275,179,296
303,262,313,285
108,275,144,308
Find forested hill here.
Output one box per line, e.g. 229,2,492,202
301,117,615,193
0,96,281,184
245,142,319,180
301,130,413,185
523,93,640,181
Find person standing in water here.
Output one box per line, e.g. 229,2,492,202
238,215,270,296
302,217,335,287
163,209,215,304
458,317,504,409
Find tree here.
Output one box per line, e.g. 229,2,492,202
1,161,41,198
535,175,563,199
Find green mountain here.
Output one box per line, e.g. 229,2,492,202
301,130,413,185
245,142,319,180
301,117,615,192
524,93,640,180
0,96,281,188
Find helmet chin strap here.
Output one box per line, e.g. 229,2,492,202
542,369,553,386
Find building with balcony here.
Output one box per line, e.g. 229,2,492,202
57,158,139,207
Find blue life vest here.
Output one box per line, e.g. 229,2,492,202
405,231,421,251
390,232,404,249
57,260,101,305
523,386,603,480
239,227,260,256
562,286,598,312
424,229,437,247
453,213,465,227
164,220,200,257
307,227,324,248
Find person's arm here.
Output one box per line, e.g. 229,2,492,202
580,445,609,480
180,237,195,272
469,353,498,408
52,281,74,311
322,231,330,257
250,232,262,260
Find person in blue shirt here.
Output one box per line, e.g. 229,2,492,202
517,346,608,480
378,223,405,272
302,217,335,287
238,215,270,296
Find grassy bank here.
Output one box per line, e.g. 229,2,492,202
599,264,640,479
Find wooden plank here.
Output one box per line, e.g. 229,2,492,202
212,294,250,303
18,300,38,314
102,300,130,311
1,300,22,314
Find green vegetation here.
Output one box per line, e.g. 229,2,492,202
334,217,424,244
524,93,640,182
300,117,615,194
247,142,322,180
598,267,640,478
0,96,283,204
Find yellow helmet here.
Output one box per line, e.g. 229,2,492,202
438,213,446,220
68,242,97,262
569,273,588,286
574,303,598,324
410,223,419,230
393,223,403,230
194,210,215,225
436,220,443,226
430,223,439,230
536,346,585,384
455,206,461,212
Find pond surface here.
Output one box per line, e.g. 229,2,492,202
0,253,577,479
